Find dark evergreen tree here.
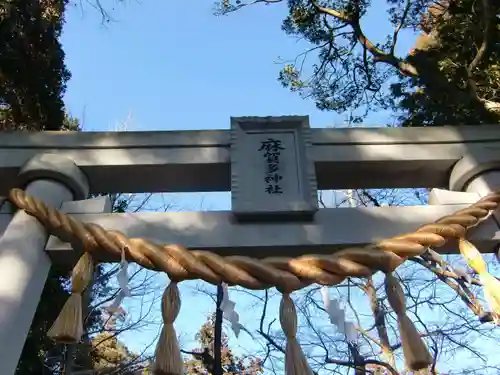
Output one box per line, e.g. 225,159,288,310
0,0,70,131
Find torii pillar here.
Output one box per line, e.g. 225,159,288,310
0,154,89,375
430,150,500,253
450,151,500,198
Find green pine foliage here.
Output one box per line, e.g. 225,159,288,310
220,0,500,125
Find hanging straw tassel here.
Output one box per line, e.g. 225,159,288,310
153,281,183,375
384,273,432,371
48,252,94,343
279,293,314,375
459,238,500,319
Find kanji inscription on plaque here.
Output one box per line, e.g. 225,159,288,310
230,116,318,219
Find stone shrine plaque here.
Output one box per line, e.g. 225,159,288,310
230,116,318,220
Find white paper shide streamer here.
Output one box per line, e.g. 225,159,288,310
107,247,131,314
321,286,357,342
452,267,472,284
220,283,242,337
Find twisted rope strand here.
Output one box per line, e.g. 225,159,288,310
8,188,500,292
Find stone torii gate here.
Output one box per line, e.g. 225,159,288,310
1,116,500,375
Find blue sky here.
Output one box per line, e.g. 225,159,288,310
57,0,478,372
61,0,415,132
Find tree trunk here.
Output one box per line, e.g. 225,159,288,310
213,285,224,375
